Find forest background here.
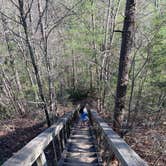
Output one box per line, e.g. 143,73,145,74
0,0,165,165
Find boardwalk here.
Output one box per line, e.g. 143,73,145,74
58,121,102,165
2,109,148,166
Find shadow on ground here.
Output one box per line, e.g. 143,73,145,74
0,121,46,164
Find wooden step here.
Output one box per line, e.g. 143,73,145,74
66,152,98,158
61,162,101,166
64,157,98,164
67,142,95,146
71,127,90,131
71,127,90,130
67,146,96,153
67,143,95,150
58,121,102,166
71,133,91,137
71,133,92,137
71,131,90,135
70,135,93,140
67,139,94,145
71,126,89,130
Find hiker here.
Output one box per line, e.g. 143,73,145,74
79,104,89,126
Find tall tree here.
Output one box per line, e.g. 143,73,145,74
17,0,51,126
1,14,26,115
37,0,56,114
113,0,135,136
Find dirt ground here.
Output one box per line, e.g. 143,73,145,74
100,112,166,166
0,104,73,165
0,117,46,164
0,102,165,166
125,125,166,165
79,99,166,165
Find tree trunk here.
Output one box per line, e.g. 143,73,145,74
37,0,56,114
72,50,76,90
89,65,93,90
1,14,26,115
18,0,51,126
113,0,135,136
1,69,18,114
100,0,121,110
19,44,40,104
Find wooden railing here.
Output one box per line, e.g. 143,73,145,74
2,109,79,166
89,109,148,166
2,108,148,166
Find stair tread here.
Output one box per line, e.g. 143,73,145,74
67,139,94,144
61,162,101,166
64,157,98,163
58,122,102,166
66,152,98,158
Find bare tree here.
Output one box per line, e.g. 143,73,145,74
37,0,56,114
1,14,27,115
17,0,51,126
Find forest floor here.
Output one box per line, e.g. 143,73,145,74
0,117,46,164
74,98,166,165
83,99,166,166
0,104,73,165
101,112,166,166
0,101,165,166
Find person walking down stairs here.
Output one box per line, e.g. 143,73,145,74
79,104,89,127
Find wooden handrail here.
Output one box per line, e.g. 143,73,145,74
89,109,148,166
2,108,148,166
2,110,78,166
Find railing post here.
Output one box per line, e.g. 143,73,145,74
66,121,70,138
64,124,68,144
36,152,47,166
51,135,58,166
60,128,65,150
57,133,62,155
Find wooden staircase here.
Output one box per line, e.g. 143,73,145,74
58,121,102,166
2,109,148,166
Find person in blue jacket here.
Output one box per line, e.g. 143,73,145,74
79,104,89,126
